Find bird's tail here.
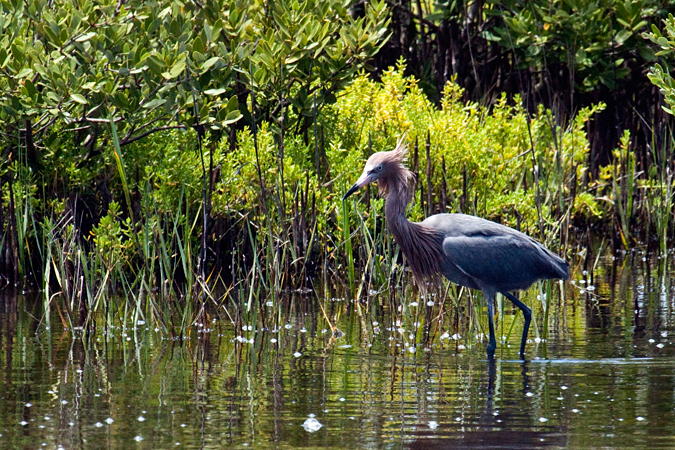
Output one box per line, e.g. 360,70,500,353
546,249,570,281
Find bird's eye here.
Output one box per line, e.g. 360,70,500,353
376,165,383,172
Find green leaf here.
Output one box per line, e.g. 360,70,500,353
46,92,61,103
285,54,302,64
615,30,631,45
199,103,209,120
224,109,242,124
16,68,33,78
70,93,88,104
23,79,37,97
192,51,205,63
204,22,212,42
143,98,165,109
632,20,647,32
11,43,24,63
193,35,204,55
201,56,220,71
616,18,631,28
75,32,96,42
204,88,227,96
166,58,186,79
145,54,166,75
225,95,239,113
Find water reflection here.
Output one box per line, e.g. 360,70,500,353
0,250,674,449
409,359,568,449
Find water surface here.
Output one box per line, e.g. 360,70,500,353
1,250,674,449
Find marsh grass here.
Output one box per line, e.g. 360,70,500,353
20,242,673,370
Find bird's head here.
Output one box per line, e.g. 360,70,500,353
343,138,409,200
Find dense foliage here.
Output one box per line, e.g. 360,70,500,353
1,0,388,149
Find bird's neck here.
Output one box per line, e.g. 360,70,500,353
384,183,411,231
383,181,442,286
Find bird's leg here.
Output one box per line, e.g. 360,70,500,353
485,358,496,417
503,292,531,359
485,293,496,358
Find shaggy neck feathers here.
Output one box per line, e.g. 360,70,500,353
381,162,443,286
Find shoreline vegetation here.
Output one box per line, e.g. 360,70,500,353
1,1,674,333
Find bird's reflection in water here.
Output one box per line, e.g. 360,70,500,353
409,359,568,449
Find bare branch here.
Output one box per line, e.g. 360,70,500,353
119,125,187,146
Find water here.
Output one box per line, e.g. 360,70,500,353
1,250,675,449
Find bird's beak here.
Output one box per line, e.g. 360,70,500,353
343,172,373,200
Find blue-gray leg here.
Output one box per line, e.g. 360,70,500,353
485,293,496,358
503,292,531,358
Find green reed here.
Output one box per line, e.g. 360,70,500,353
648,128,674,254
342,197,356,296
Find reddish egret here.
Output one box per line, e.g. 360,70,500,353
343,139,569,358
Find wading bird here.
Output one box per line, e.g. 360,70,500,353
343,139,569,358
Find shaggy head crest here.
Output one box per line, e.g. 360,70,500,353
389,137,408,162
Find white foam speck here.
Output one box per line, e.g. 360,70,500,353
302,417,323,432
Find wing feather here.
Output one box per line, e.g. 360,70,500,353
423,213,568,292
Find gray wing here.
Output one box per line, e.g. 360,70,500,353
421,214,568,292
